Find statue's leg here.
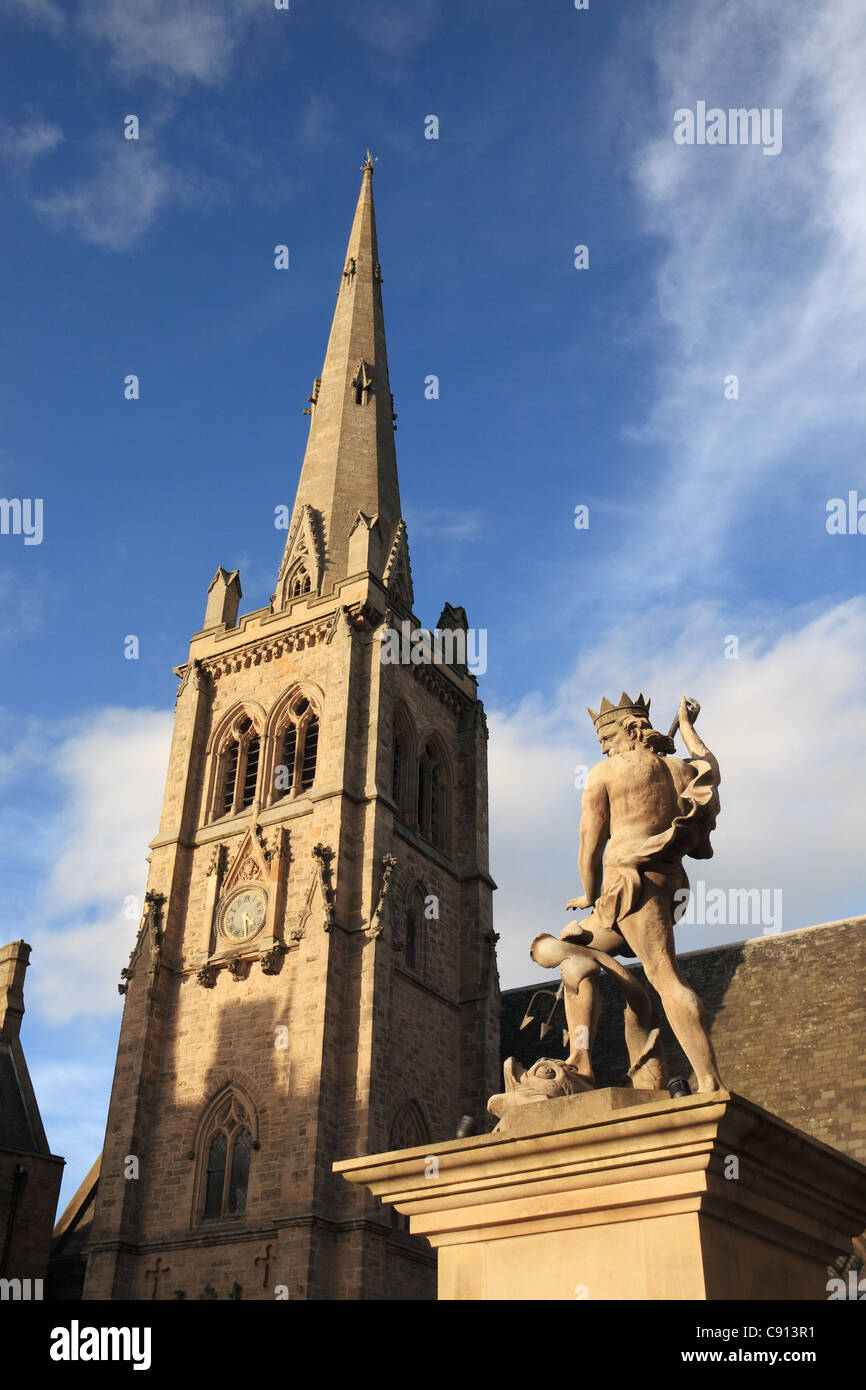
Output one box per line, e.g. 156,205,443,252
560,953,601,1077
531,931,667,1088
620,870,724,1092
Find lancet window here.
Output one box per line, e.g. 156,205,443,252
201,1093,253,1221
273,694,320,800
219,716,261,817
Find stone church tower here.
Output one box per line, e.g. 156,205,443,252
82,156,499,1302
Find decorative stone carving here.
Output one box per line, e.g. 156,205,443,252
145,1255,171,1299
303,377,321,415
351,360,374,404
226,957,245,980
382,519,413,607
312,844,336,932
118,891,165,995
522,693,724,1097
254,1243,274,1289
274,504,325,609
368,853,397,938
237,856,261,882
207,843,226,877
488,1058,593,1122
196,964,218,989
174,658,207,708
254,823,284,866
259,944,286,975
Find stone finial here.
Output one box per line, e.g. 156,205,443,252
0,939,30,1042
204,567,242,630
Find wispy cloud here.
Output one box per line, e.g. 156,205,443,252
350,0,439,57
301,94,338,148
406,507,483,542
2,0,66,33
31,139,222,251
620,0,866,587
0,707,174,1023
0,569,46,641
78,0,264,86
0,120,63,172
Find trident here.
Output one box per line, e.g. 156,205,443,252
519,982,568,1048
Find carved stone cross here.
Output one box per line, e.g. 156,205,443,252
146,1255,170,1300
254,1242,274,1289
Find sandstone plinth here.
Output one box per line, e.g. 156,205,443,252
335,1088,866,1300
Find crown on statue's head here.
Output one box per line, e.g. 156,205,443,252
587,691,651,731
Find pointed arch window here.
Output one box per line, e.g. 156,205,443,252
392,736,403,805
201,1094,253,1221
388,1100,430,1235
403,885,427,976
218,716,262,818
391,706,415,822
273,694,320,802
291,567,312,599
417,747,433,837
417,741,450,852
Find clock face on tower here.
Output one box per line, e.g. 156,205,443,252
219,886,267,943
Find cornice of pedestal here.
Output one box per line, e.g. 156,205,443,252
334,1089,866,1266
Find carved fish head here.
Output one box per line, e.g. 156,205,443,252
487,1056,594,1119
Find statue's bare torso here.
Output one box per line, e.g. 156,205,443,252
588,750,696,864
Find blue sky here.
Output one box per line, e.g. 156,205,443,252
1,0,865,1205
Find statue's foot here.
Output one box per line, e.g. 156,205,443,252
565,1049,595,1083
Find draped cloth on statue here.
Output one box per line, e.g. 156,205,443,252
593,757,720,934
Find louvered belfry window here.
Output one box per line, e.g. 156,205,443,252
300,718,318,790
274,695,319,801
218,715,261,818
279,725,297,794
242,737,259,809
222,743,239,816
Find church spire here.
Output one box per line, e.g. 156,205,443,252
276,154,403,606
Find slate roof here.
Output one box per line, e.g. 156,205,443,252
0,1040,37,1150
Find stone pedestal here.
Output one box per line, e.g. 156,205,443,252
335,1089,866,1300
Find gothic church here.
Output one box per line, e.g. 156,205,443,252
78,156,500,1301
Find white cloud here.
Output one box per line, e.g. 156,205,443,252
2,0,65,33
27,1057,112,1207
0,120,63,171
406,508,483,542
489,597,866,990
32,141,217,251
0,569,46,640
18,708,174,1022
622,0,866,586
78,0,263,85
350,0,439,56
